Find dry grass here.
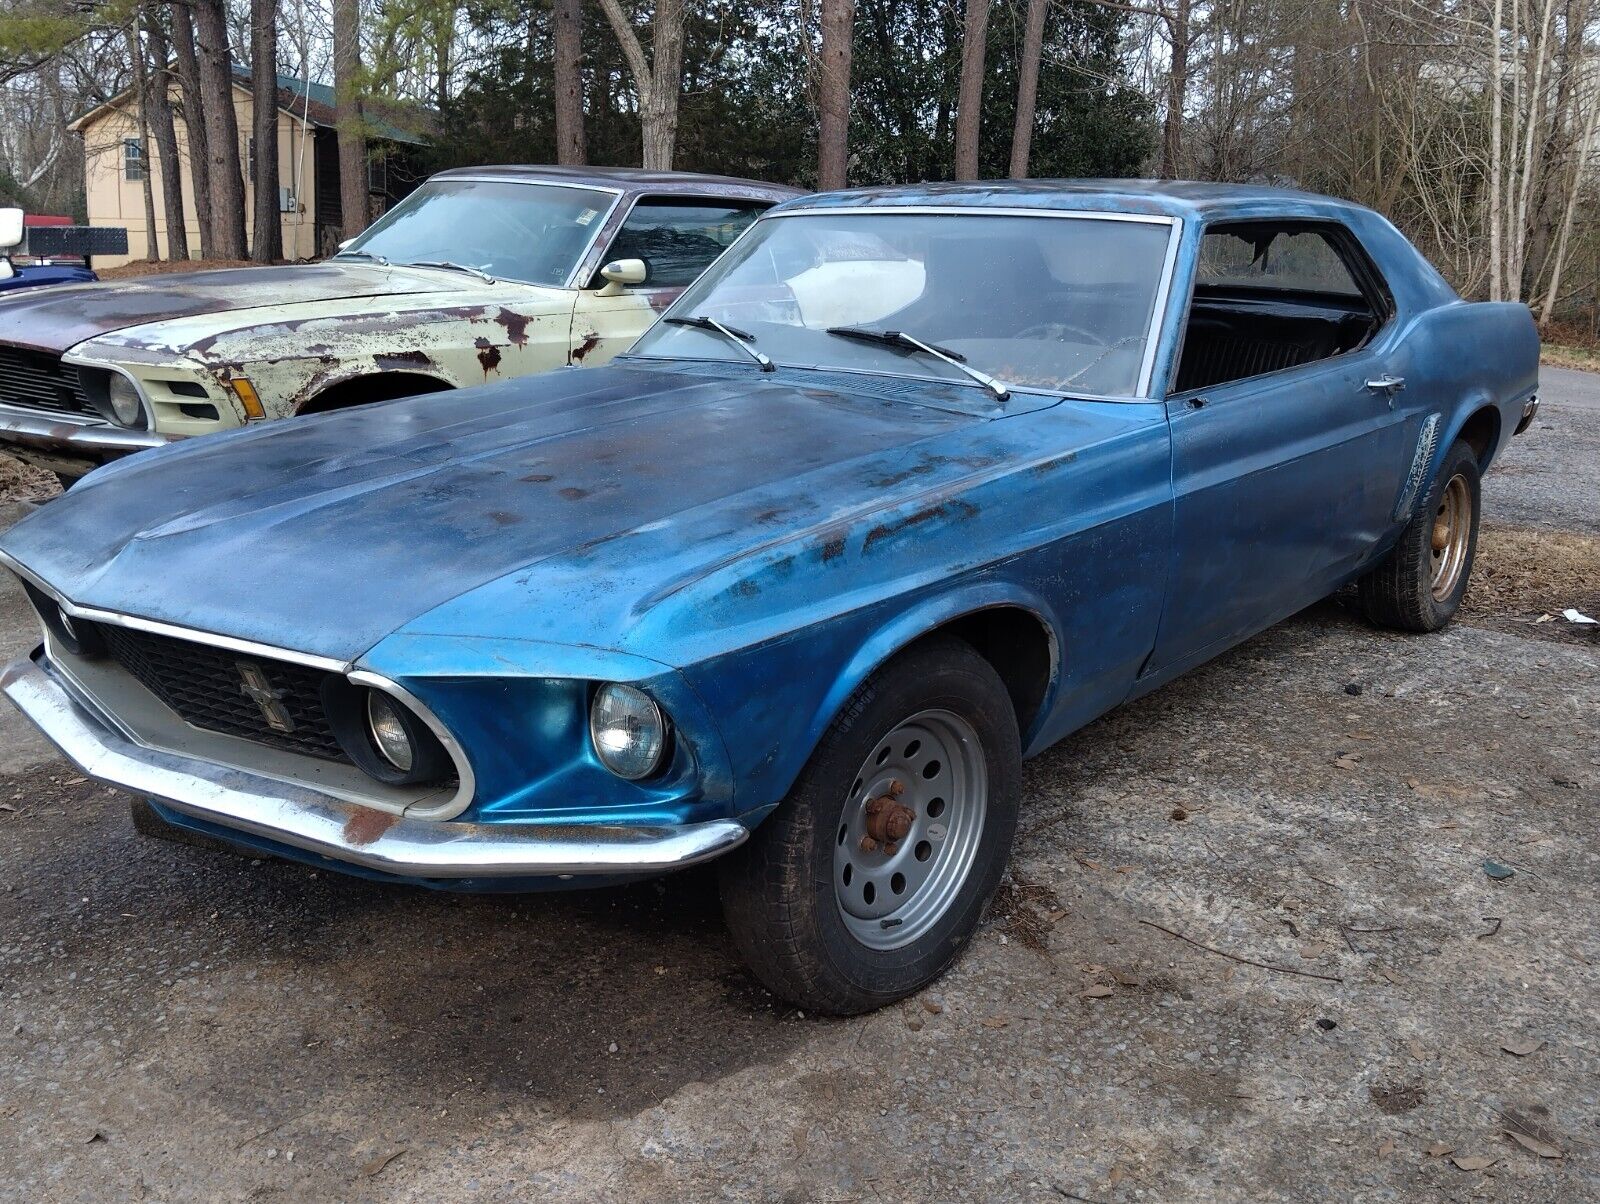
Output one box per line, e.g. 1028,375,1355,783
1461,522,1600,641
1539,318,1600,372
0,452,60,504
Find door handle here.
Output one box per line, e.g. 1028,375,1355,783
1365,375,1405,408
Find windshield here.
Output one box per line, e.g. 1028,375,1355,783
338,179,614,287
630,211,1174,397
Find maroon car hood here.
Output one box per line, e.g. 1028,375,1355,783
0,262,460,354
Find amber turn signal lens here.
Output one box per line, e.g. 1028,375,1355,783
230,377,266,420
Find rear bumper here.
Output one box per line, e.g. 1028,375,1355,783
0,403,168,478
1514,394,1540,435
0,650,748,879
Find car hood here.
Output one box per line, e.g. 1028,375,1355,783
0,262,494,354
0,362,1005,664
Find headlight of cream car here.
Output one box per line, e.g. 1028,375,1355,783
106,375,145,427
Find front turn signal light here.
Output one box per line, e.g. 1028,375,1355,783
230,377,266,420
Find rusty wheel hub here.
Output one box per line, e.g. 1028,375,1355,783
833,708,988,951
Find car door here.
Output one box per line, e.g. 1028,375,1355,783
1145,220,1415,675
570,197,767,366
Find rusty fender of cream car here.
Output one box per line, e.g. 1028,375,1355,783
0,166,799,482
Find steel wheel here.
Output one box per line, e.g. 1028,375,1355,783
832,708,988,951
1430,472,1472,601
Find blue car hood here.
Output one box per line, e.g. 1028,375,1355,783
0,362,991,663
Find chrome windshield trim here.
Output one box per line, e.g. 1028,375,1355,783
0,551,476,818
1,651,743,878
659,206,1183,403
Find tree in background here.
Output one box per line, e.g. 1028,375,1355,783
817,0,854,190
553,0,584,165
143,5,188,260
170,0,216,258
192,0,247,257
125,13,159,259
597,0,685,170
332,0,367,238
1008,0,1047,178
1160,0,1191,177
952,0,990,179
250,0,281,261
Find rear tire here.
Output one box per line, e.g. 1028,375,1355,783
1360,438,1481,632
719,636,1021,1015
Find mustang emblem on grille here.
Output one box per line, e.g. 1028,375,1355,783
236,661,296,733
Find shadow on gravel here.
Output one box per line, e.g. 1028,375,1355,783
0,768,806,1122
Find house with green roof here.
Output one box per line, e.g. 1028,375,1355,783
71,69,429,267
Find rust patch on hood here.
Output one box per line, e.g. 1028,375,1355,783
475,336,502,376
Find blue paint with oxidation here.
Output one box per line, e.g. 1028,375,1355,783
0,182,1539,886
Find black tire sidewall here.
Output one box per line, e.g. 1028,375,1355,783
726,638,1021,1012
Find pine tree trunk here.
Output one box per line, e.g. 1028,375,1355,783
250,0,282,261
1008,0,1047,179
597,0,684,171
192,0,248,259
553,0,585,164
1161,0,1191,178
817,0,854,190
144,7,189,261
127,18,161,260
952,0,990,180
171,0,214,258
332,0,368,238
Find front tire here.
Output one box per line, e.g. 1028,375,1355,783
1360,438,1481,632
719,636,1021,1015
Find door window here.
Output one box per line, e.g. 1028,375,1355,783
1174,222,1389,394
599,200,765,289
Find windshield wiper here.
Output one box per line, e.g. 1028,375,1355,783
664,314,774,372
405,259,497,285
825,325,1010,401
333,249,390,266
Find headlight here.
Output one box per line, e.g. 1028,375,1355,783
106,375,144,427
320,679,453,785
366,691,415,772
590,684,668,780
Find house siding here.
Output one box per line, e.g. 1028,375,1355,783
79,82,321,268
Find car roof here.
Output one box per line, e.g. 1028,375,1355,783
428,164,803,203
774,179,1379,224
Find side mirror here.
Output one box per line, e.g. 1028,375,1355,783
0,208,22,252
596,257,647,297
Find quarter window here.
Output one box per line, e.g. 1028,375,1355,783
599,200,764,289
1175,221,1387,393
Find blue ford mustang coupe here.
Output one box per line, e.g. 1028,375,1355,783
0,182,1538,1013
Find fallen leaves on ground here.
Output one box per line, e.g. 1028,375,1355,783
360,1149,406,1177
1451,1154,1496,1172
1501,1037,1545,1057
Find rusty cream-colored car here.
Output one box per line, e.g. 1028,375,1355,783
0,166,798,483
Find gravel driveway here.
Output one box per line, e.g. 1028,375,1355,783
0,379,1595,1203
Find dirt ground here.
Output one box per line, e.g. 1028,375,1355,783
0,379,1595,1202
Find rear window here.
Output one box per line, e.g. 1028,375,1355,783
1197,228,1362,296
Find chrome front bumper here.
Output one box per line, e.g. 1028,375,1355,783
0,403,170,452
1,651,748,879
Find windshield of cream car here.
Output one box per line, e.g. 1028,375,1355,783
629,210,1174,397
337,180,612,286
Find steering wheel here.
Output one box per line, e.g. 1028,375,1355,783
1013,321,1111,347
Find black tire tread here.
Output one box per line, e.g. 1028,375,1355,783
1360,438,1480,633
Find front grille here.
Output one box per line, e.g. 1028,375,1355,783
94,623,348,761
0,345,92,415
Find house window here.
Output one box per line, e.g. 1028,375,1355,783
124,138,145,181
367,151,388,196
